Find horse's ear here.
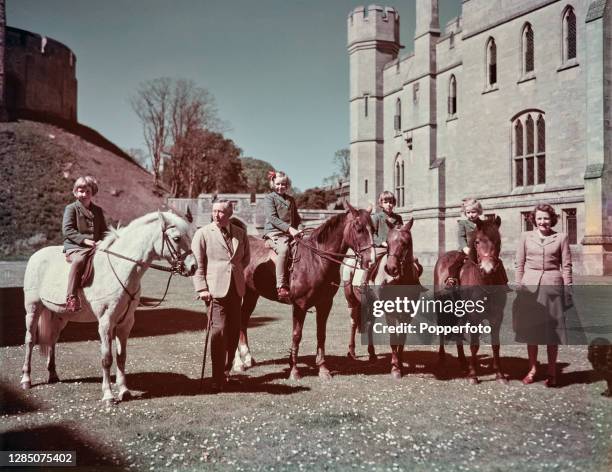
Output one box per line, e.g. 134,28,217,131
494,216,502,228
158,210,167,230
185,206,193,223
343,200,359,217
366,203,373,214
474,218,483,229
402,218,414,232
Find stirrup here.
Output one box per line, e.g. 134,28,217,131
65,294,81,312
444,277,459,288
277,286,291,303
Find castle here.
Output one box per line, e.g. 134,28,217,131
0,0,77,123
348,0,612,275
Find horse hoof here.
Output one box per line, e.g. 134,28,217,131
390,368,402,380
20,381,31,390
319,369,332,381
289,369,302,381
48,375,60,384
468,377,479,385
243,356,255,368
232,361,246,373
118,390,132,402
368,354,378,363
347,350,357,360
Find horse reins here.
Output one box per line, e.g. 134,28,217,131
100,225,193,310
294,235,374,269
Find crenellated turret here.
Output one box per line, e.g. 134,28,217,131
347,5,400,207
348,5,400,50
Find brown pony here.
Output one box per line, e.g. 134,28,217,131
344,220,425,379
232,204,375,380
433,216,508,384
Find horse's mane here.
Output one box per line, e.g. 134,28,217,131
468,219,501,262
97,211,189,250
309,212,347,244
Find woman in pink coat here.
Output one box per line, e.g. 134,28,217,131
514,203,572,388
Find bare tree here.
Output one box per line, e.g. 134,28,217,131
131,78,228,192
334,148,350,181
130,78,172,185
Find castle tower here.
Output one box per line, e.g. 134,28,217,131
582,2,612,274
410,0,444,252
348,5,400,207
0,0,8,122
412,0,439,167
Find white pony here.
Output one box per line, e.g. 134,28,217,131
20,211,197,404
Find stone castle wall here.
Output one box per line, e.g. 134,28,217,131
2,26,77,121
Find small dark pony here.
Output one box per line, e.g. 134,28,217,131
232,203,376,380
344,220,426,379
433,217,508,384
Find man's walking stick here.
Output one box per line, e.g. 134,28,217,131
199,299,213,391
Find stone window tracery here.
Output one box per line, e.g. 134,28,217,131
513,111,545,188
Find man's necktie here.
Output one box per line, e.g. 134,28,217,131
221,227,234,256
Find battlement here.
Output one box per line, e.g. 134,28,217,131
444,16,462,36
6,27,76,67
347,5,400,47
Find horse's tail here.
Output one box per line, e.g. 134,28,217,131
37,309,53,357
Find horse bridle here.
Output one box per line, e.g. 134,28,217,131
100,224,193,275
385,238,414,278
159,225,193,275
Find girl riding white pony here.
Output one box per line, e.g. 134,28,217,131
20,211,196,404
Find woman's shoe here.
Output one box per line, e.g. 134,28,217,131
522,369,537,385
544,375,558,388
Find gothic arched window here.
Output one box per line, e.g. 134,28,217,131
394,154,405,207
522,23,535,74
513,111,545,187
562,6,577,62
394,98,402,131
448,75,457,116
486,38,497,86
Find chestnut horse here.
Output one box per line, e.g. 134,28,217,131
232,204,375,380
433,217,508,384
344,220,425,379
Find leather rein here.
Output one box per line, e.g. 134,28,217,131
99,225,193,309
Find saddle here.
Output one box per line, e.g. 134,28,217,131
40,249,96,306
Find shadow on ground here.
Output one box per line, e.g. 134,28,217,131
62,371,309,398
0,423,128,470
0,287,278,347
0,381,44,415
253,351,600,388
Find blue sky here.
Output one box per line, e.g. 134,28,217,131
7,0,461,190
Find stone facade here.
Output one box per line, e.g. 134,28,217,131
0,21,77,122
168,194,343,235
348,0,612,274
